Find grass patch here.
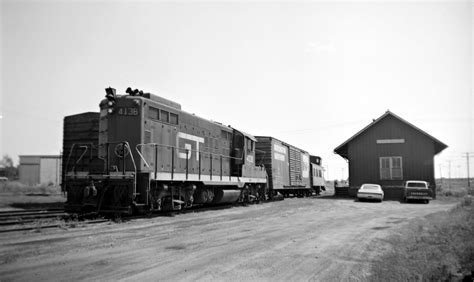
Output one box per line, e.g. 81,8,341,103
0,181,61,195
0,181,66,209
436,178,474,198
369,197,474,281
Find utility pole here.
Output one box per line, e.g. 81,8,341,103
439,164,443,186
448,160,452,189
467,153,471,188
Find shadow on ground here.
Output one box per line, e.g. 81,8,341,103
10,202,65,210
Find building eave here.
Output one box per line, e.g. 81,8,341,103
333,110,448,158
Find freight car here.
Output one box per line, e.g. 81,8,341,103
63,87,267,214
62,112,101,191
310,155,326,195
255,136,325,197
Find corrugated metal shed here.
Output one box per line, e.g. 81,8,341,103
334,111,447,195
19,155,61,186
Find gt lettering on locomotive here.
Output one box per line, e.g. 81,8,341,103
176,132,205,160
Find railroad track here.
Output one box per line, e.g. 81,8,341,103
0,208,64,215
0,201,271,233
0,209,67,225
0,209,108,233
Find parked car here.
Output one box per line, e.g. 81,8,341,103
403,180,432,204
357,184,384,202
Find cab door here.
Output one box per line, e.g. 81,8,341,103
231,130,244,176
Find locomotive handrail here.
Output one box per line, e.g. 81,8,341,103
136,143,244,162
138,143,246,161
134,145,151,168
74,146,89,172
135,142,258,181
103,140,138,200
105,141,137,175
65,143,95,173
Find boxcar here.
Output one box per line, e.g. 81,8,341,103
62,112,101,192
255,136,312,197
310,155,326,195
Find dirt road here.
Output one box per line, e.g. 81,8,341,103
0,196,457,281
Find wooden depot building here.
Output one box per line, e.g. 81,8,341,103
334,111,447,198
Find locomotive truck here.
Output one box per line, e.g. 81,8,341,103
62,87,325,215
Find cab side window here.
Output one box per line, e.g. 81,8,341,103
246,139,251,152
170,113,178,125
149,107,159,120
160,110,169,122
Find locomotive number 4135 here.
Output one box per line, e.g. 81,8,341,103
118,107,139,116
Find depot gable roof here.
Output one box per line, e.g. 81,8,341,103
334,110,448,159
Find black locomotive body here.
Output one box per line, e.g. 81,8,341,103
63,88,267,214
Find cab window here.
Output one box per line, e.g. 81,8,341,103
247,139,254,152
149,107,159,120
170,113,178,125
160,110,169,122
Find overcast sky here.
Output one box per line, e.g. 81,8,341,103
1,0,473,179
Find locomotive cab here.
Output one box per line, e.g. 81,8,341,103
231,130,260,178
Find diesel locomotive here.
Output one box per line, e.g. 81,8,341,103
62,87,325,214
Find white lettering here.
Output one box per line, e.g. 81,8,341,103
274,153,285,161
274,144,287,154
376,139,405,144
178,143,193,159
176,132,205,161
273,144,286,155
302,154,309,178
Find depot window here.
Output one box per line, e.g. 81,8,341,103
379,156,403,180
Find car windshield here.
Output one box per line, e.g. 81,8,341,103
361,185,379,190
406,182,427,188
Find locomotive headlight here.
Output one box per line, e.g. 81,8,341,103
133,99,140,105
107,108,114,114
105,87,117,109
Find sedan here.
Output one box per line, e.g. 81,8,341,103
357,184,384,202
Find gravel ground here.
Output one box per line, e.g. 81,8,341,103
0,195,457,281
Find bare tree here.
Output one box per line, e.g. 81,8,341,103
0,155,18,179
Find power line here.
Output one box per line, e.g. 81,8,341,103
277,119,368,134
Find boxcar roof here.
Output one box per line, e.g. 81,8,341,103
255,136,308,154
334,110,447,159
